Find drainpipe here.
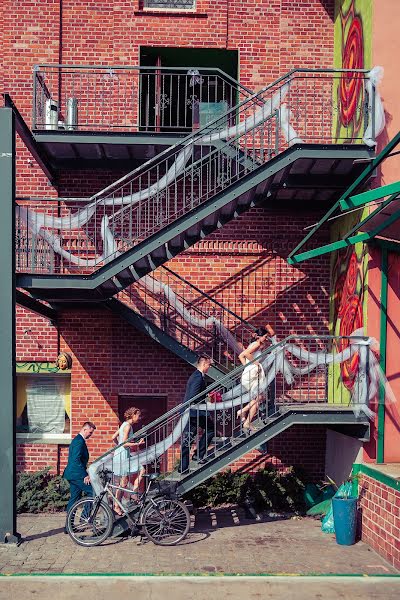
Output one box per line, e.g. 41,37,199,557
377,246,388,464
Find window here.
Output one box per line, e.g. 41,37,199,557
16,367,71,440
143,0,196,10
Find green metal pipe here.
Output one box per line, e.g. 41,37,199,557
288,131,400,264
377,247,388,464
340,180,400,210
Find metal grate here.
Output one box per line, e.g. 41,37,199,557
143,0,195,9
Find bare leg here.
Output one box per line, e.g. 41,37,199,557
243,395,263,430
132,467,145,500
114,475,128,514
237,403,250,420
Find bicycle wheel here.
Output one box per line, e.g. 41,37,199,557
141,497,190,546
67,497,114,547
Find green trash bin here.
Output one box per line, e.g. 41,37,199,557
332,496,358,545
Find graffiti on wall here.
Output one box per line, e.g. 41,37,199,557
333,0,372,143
329,209,368,402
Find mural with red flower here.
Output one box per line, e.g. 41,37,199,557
333,0,372,142
330,210,368,399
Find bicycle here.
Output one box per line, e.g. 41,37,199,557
66,471,190,547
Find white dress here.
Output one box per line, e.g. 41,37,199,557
113,421,132,477
241,349,267,398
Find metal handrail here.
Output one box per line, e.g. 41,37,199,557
161,265,257,332
122,265,257,369
129,333,369,438
67,67,372,202
20,68,374,275
31,66,372,202
91,333,370,466
33,63,255,96
32,63,257,131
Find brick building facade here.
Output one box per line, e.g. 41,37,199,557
3,0,336,476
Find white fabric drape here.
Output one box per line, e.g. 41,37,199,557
88,330,396,494
363,66,385,147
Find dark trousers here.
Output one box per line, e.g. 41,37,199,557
66,479,93,513
180,411,215,472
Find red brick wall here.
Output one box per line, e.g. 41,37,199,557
168,207,330,338
231,425,327,481
16,305,59,362
9,0,334,476
2,0,335,126
16,302,328,483
359,474,400,571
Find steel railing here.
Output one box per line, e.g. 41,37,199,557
32,64,256,132
19,69,374,274
121,265,258,369
89,334,370,482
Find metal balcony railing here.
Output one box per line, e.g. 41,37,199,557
32,64,255,132
88,334,372,486
19,69,374,275
121,265,258,370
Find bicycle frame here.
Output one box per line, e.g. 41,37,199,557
91,477,165,532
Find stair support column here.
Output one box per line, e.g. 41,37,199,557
0,108,20,543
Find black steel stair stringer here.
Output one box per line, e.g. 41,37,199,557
174,408,370,495
16,145,327,297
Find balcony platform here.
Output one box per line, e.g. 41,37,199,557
32,129,188,169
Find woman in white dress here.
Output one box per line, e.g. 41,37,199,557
111,407,145,516
237,328,269,432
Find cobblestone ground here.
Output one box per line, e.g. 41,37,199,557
0,508,398,575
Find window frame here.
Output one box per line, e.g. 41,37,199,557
16,362,72,443
142,0,197,12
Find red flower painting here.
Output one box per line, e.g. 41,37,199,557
340,16,364,127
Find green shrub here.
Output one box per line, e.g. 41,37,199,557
184,466,307,513
17,468,69,513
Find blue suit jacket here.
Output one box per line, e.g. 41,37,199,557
183,369,206,405
63,434,89,481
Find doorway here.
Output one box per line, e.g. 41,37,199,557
139,47,239,132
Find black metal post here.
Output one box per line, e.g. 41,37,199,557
0,108,21,543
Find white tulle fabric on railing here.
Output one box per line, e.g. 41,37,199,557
139,274,244,355
19,85,289,266
89,410,191,495
18,69,385,268
363,66,385,147
88,330,395,494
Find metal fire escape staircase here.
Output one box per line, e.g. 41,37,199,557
16,69,374,302
88,335,370,537
105,264,259,380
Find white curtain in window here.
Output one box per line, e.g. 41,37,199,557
26,377,66,433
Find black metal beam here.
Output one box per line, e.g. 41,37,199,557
273,173,360,190
16,290,58,322
0,108,21,543
175,409,369,495
17,144,374,301
33,130,186,147
2,94,56,184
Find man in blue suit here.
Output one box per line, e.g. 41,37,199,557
179,355,214,473
63,421,96,531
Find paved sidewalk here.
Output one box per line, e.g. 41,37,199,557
0,508,397,575
1,576,400,600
